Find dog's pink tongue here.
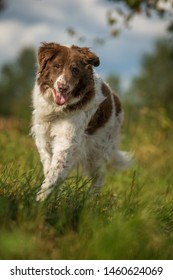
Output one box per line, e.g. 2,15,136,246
53,90,67,105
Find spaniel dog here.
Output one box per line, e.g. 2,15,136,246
31,42,131,201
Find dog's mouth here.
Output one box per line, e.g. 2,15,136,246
53,89,68,106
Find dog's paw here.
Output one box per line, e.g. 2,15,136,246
36,189,49,202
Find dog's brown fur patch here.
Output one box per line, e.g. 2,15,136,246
113,92,122,116
86,82,113,135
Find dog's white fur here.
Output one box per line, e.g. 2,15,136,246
31,43,131,201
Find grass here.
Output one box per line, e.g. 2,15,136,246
0,108,173,260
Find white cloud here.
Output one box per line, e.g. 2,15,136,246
130,14,167,37
0,20,51,61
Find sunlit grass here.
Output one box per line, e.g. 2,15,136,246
0,112,173,260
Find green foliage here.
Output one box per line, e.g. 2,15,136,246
127,40,173,118
0,111,173,259
0,47,36,120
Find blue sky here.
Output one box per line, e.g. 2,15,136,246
0,0,169,89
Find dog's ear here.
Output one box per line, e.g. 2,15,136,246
83,48,100,67
37,42,61,73
71,45,100,67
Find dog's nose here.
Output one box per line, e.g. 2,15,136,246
58,83,69,93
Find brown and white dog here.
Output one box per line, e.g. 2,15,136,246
31,42,131,201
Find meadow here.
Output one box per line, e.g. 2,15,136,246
0,104,173,260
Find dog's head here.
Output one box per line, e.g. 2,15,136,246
37,42,100,106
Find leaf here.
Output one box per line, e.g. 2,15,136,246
111,29,120,37
66,28,76,37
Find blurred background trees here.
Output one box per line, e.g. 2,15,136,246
106,0,173,35
128,39,173,118
0,48,36,120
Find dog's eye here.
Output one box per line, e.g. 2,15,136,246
53,64,62,70
72,67,79,75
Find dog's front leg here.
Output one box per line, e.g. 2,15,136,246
32,123,52,176
36,139,76,201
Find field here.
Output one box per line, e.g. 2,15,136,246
0,107,173,260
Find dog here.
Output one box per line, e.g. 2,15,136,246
31,42,131,201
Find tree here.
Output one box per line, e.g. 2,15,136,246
106,0,173,33
128,39,173,118
0,48,36,119
67,0,173,43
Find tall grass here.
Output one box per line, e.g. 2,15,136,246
0,110,173,260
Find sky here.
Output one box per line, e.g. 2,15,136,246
0,0,169,89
